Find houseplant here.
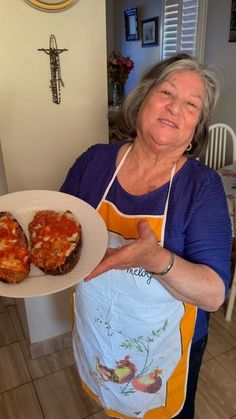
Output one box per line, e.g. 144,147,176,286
107,51,134,107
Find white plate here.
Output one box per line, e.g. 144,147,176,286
0,190,108,298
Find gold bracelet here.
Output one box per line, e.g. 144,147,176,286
148,251,175,276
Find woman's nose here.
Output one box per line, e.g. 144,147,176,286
166,98,182,115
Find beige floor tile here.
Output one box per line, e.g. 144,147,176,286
0,382,44,419
1,297,15,308
202,348,213,363
29,331,72,360
216,348,236,380
0,342,30,393
195,380,229,419
206,309,236,357
7,305,25,341
20,339,75,380
0,297,5,313
34,365,102,419
196,358,236,418
0,311,17,347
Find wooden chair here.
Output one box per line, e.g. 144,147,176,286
205,123,236,170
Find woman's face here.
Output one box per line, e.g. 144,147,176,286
136,70,205,155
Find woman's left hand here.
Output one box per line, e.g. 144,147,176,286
84,220,225,313
84,220,163,281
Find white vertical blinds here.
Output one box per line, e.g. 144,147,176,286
162,0,201,59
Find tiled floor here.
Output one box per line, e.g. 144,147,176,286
0,297,236,419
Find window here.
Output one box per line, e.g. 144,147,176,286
161,0,208,62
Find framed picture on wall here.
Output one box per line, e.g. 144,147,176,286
229,0,236,41
124,8,139,41
142,17,158,47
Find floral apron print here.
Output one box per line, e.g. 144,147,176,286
73,145,197,418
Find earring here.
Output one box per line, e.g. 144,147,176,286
186,143,192,152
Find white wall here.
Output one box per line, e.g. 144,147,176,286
0,0,108,344
25,291,72,343
0,0,108,194
107,0,163,94
205,0,236,133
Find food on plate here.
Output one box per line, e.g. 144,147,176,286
0,211,30,283
29,210,81,275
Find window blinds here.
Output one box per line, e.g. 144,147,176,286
162,0,199,59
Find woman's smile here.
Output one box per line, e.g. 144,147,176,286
158,118,179,129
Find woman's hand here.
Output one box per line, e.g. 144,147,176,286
84,220,164,281
84,221,225,313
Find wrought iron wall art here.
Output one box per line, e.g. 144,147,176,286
38,35,68,104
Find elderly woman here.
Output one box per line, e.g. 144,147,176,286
61,54,232,419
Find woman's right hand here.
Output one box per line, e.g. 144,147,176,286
84,220,169,281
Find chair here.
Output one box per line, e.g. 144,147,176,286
205,123,236,321
226,251,236,321
204,123,236,170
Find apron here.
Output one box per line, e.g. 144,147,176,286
73,145,197,419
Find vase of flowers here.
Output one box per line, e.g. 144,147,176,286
107,51,134,108
112,82,124,109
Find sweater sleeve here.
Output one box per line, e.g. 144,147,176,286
60,143,120,209
60,149,92,196
184,171,232,292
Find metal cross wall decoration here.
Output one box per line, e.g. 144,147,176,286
38,34,68,104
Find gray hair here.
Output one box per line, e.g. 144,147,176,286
115,53,220,157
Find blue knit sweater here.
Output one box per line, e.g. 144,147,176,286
61,141,232,342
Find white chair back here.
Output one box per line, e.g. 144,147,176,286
205,123,236,170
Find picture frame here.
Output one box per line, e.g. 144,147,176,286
124,8,139,41
229,0,236,42
142,17,158,47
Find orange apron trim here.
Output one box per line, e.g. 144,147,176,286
99,200,163,241
73,148,197,418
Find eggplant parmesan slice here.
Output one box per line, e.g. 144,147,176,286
29,210,81,275
0,211,30,283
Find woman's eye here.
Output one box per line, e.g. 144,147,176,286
161,90,172,96
187,101,198,109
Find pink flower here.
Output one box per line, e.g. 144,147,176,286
107,51,134,84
